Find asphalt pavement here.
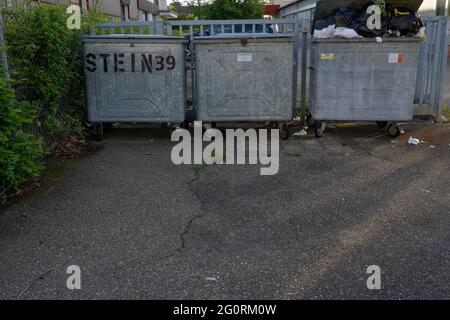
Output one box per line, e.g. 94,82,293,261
0,123,449,299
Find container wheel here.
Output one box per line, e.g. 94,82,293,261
376,121,388,129
314,121,326,138
180,121,189,129
94,123,103,141
387,123,401,138
306,114,315,128
279,122,290,140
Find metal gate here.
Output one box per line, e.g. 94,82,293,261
414,16,448,119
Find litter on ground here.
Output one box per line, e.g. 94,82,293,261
293,129,308,137
408,137,420,145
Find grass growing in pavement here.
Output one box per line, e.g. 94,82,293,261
441,105,450,121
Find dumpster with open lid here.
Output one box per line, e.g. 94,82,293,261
82,34,188,138
193,33,298,139
309,0,424,138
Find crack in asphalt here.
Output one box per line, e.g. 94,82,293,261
17,268,54,299
179,213,205,250
152,167,208,260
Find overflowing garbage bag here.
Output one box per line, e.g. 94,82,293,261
313,1,424,38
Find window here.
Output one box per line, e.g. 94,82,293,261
120,3,130,21
77,0,90,11
139,9,148,21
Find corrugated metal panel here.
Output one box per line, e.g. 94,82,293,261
195,35,296,122
310,38,422,121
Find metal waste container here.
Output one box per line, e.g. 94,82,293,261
309,0,423,138
82,35,187,138
194,34,297,138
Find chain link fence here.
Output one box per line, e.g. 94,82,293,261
0,9,86,151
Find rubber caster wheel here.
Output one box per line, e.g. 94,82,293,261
376,121,388,129
94,123,104,141
306,114,315,128
314,121,326,138
179,121,189,129
279,122,290,140
387,123,401,138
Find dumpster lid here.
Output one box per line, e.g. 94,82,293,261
82,34,188,43
194,33,295,42
312,0,424,31
312,37,423,43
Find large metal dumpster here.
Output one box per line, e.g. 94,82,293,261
309,0,424,138
193,34,297,138
82,34,187,137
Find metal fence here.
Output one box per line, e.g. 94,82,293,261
414,16,448,119
0,13,85,148
0,15,9,79
89,21,164,35
2,16,449,124
166,19,298,37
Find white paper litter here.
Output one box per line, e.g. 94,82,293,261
417,26,426,38
313,25,335,38
408,137,420,145
293,129,308,137
333,27,362,39
206,277,217,281
314,25,362,39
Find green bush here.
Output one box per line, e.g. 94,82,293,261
2,5,105,146
0,77,43,195
0,4,104,197
191,0,265,20
3,5,82,145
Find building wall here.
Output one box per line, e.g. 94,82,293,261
1,0,162,21
420,0,438,16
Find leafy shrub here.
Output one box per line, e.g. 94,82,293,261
0,4,104,198
191,0,265,20
3,5,82,146
0,77,43,198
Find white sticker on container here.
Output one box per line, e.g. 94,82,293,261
388,53,404,64
237,52,252,62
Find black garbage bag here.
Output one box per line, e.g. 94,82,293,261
349,2,393,37
388,8,423,36
314,16,336,31
334,7,361,28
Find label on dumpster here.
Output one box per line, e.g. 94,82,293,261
320,53,335,60
388,53,404,64
84,53,177,73
237,52,252,62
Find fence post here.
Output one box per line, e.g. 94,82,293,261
300,19,310,123
0,14,10,79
